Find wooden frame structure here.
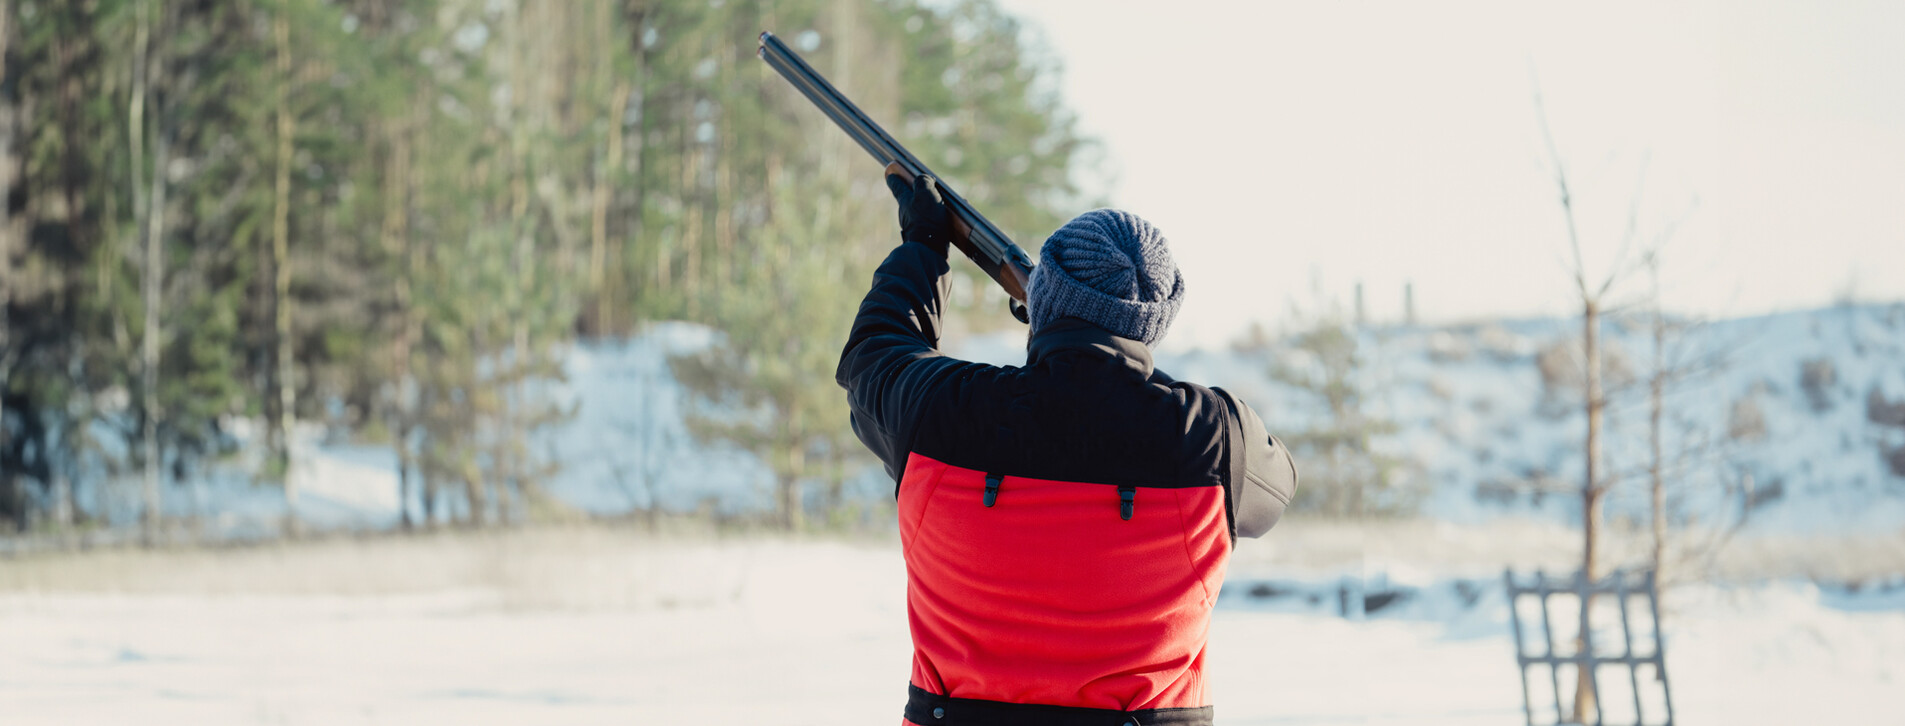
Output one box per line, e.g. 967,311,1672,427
1504,568,1675,726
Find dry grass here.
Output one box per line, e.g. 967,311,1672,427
1231,516,1905,583
2,518,1899,606
0,523,898,610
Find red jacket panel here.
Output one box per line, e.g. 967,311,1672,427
899,454,1231,711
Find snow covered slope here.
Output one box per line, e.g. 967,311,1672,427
60,304,1903,541
967,303,1905,536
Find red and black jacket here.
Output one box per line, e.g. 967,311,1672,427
837,240,1298,726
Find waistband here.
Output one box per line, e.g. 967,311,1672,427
904,684,1213,726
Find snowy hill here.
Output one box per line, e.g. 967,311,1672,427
1362,303,1905,535
975,303,1905,536
50,304,1905,542
530,301,1905,536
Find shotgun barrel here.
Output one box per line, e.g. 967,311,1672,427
757,31,1035,321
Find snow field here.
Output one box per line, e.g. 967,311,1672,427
11,303,1905,723
3,535,1901,725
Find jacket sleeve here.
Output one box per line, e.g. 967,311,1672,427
835,241,983,483
1215,390,1298,538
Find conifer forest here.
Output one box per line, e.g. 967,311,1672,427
0,0,1092,533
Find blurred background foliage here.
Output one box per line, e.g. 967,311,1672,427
0,0,1093,532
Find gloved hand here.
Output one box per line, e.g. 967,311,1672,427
885,171,954,257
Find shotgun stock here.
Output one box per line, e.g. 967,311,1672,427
757,31,1035,323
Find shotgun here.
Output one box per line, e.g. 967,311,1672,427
757,31,1036,323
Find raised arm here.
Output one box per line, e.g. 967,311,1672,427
835,173,976,482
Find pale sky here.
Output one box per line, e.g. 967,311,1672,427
992,0,1905,350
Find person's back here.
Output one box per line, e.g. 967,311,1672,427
839,175,1297,725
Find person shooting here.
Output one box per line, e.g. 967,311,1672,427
763,31,1299,726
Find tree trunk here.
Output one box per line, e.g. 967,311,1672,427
140,132,168,540
781,473,803,531
141,109,168,544
626,5,652,307
505,0,532,528
1573,297,1604,724
406,89,432,528
462,460,486,527
827,445,845,518
584,0,623,335
0,0,13,528
54,9,90,307
53,474,73,529
712,36,733,290
419,447,439,528
271,0,298,534
394,421,414,529
128,0,149,528
1650,318,1666,583
782,443,804,531
680,143,700,316
590,79,628,334
137,0,168,543
383,103,416,529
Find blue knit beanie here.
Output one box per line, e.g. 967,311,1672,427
1028,209,1184,347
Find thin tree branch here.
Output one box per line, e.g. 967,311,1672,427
1533,89,1591,301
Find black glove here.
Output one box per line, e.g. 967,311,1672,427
885,172,954,257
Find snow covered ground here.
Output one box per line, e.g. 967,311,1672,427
3,534,1901,725
8,306,1903,723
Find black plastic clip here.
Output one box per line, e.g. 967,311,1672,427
1118,485,1136,520
984,473,1003,507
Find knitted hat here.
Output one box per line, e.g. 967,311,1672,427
1028,209,1185,347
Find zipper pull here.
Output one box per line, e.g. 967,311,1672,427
984,473,1003,507
1119,485,1135,520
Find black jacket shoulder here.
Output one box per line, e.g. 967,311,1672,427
836,241,1295,536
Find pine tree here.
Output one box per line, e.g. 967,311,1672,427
0,0,1090,533
669,0,1093,528
1265,313,1418,516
